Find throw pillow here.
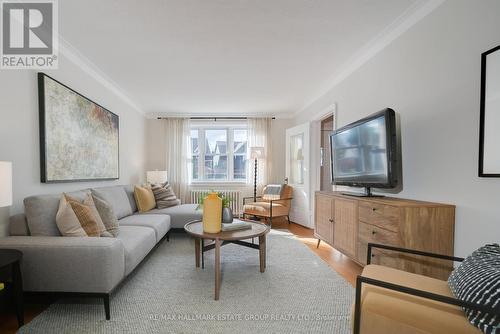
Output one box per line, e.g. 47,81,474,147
262,184,283,201
65,194,109,237
92,194,120,237
448,244,500,334
55,195,87,237
152,182,180,209
134,185,156,212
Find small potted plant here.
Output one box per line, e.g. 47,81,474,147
197,191,233,224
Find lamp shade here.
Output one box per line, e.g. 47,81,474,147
0,161,12,207
146,170,168,185
250,147,265,160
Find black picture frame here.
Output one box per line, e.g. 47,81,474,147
38,72,120,183
479,45,500,177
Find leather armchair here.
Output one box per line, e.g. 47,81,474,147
242,185,293,227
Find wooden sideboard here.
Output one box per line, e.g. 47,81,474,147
314,191,455,280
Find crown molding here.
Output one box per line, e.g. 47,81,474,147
296,0,445,117
58,36,144,115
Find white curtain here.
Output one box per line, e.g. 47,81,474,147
163,118,191,203
247,118,272,187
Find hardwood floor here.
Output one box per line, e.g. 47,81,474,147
0,218,362,333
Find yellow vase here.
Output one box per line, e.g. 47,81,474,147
202,192,222,233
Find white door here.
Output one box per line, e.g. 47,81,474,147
286,123,311,228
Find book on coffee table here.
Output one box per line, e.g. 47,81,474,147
221,221,252,232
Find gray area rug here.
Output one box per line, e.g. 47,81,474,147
19,230,354,333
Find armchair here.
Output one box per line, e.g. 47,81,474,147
353,243,495,334
242,184,293,227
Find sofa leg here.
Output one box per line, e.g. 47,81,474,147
103,294,110,320
286,215,290,224
166,231,170,242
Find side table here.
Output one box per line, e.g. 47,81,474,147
0,249,24,327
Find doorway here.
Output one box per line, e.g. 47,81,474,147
320,115,334,191
285,122,311,228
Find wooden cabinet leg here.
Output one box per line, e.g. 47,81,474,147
215,238,221,300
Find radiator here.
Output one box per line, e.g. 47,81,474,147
189,189,242,215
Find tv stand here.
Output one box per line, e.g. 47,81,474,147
341,187,384,198
314,191,456,280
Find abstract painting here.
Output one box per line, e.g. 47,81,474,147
38,73,119,183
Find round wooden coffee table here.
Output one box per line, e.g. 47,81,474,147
184,219,270,300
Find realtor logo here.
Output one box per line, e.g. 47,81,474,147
1,0,58,69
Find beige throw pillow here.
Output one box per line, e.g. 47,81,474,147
92,194,119,237
55,196,88,237
65,194,111,237
134,185,156,212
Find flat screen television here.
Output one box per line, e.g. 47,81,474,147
330,108,398,197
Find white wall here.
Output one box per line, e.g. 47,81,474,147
0,55,147,223
296,0,500,257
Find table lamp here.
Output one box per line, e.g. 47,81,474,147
146,170,168,185
250,147,265,202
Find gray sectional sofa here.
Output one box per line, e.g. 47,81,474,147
0,185,202,319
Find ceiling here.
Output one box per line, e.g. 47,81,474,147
60,0,421,116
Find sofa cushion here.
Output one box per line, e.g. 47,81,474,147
91,186,133,219
119,214,170,242
243,202,288,217
117,226,156,275
124,185,138,213
134,185,156,213
23,190,91,236
9,214,30,236
92,194,120,237
0,235,125,293
138,204,202,229
24,194,61,236
448,244,500,334
357,264,480,334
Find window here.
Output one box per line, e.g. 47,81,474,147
190,127,247,182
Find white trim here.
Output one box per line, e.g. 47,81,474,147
58,37,144,115
309,105,336,233
296,0,445,115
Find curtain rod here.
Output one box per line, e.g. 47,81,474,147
156,117,276,120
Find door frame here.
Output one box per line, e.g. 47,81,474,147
310,104,337,227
